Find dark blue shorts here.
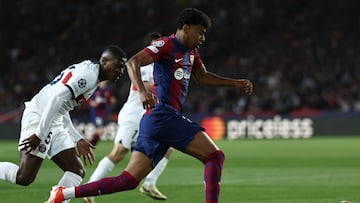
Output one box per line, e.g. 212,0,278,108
132,105,204,167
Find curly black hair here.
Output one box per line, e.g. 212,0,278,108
176,8,211,30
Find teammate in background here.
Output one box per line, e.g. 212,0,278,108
46,8,253,203
84,32,171,203
88,81,116,145
0,45,127,196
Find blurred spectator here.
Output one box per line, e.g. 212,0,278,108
0,0,359,121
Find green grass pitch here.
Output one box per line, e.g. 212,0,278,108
0,136,359,203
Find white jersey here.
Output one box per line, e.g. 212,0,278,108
115,63,153,148
26,60,100,139
118,63,154,123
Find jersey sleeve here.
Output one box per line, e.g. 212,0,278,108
63,61,99,99
143,38,173,62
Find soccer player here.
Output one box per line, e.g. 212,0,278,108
46,8,253,203
87,81,116,146
0,45,127,194
83,32,172,203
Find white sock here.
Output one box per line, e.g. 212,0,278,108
58,171,83,187
57,171,82,203
0,162,19,183
88,157,115,182
143,157,168,186
63,187,76,199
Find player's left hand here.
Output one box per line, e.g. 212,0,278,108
19,134,41,154
75,139,96,165
235,79,253,96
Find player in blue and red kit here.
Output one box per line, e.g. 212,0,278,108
88,81,116,145
47,8,253,203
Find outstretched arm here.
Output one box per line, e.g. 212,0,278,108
192,63,253,95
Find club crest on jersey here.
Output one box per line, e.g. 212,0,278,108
38,144,46,153
78,79,87,88
174,68,190,80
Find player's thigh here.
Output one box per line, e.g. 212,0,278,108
185,131,220,162
124,151,152,181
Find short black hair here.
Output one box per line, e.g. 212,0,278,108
144,32,162,46
176,8,211,30
104,45,127,61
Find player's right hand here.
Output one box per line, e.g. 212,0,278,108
140,91,158,109
18,134,41,154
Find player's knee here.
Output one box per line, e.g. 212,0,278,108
204,150,225,165
16,174,35,186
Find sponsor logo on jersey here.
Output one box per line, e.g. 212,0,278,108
175,58,183,63
174,68,190,80
78,79,87,88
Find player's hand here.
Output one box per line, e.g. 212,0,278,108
75,139,96,165
140,91,158,109
18,134,41,154
235,79,253,96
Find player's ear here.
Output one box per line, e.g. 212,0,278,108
183,24,190,33
100,56,108,65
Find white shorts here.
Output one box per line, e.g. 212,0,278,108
19,108,75,159
114,121,140,149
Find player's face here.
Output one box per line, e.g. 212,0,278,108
101,54,127,81
186,25,206,49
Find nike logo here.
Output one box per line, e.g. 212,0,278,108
175,58,183,63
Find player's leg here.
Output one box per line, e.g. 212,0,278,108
83,143,129,203
49,130,86,190
84,121,137,202
0,150,43,186
88,143,129,182
140,147,173,200
89,125,104,146
0,110,45,186
47,151,152,203
185,131,224,203
87,121,136,183
51,148,85,187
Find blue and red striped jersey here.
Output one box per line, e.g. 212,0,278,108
144,35,203,112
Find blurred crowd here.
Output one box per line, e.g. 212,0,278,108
1,0,359,120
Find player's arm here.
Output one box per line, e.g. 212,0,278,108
63,112,95,165
63,112,85,142
192,63,253,96
36,87,73,138
127,50,157,109
19,86,73,153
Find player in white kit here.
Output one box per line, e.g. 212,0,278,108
84,32,172,203
0,45,127,198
